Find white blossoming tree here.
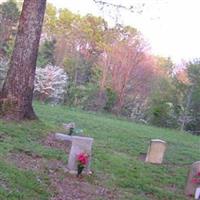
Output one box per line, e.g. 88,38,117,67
34,65,68,104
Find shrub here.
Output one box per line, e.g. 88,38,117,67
67,83,101,109
104,87,117,112
37,39,56,67
148,101,178,128
34,65,68,104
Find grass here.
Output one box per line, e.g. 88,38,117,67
0,102,199,200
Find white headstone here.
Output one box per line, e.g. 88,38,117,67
145,139,167,164
55,133,93,174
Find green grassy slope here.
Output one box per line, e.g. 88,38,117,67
0,102,199,200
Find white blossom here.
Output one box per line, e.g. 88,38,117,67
34,65,68,104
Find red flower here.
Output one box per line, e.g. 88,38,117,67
192,178,198,184
77,153,89,166
191,176,200,184
197,172,200,177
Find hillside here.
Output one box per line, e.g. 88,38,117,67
0,102,199,200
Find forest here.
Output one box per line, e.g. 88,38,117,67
0,0,200,135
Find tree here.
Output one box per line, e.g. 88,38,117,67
0,0,47,120
147,56,179,128
34,65,68,104
182,60,200,134
98,26,153,114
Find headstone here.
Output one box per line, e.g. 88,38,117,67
145,139,167,164
185,161,200,196
55,133,93,174
195,187,200,200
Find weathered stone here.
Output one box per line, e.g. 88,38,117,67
55,133,93,174
55,133,73,142
145,139,167,164
185,161,200,196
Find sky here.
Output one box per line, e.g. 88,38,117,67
0,0,199,62
47,0,200,63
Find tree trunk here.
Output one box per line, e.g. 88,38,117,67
0,0,46,120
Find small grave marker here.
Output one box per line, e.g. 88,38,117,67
145,139,167,164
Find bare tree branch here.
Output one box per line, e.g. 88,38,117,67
93,0,144,14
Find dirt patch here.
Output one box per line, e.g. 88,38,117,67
42,133,71,153
7,150,46,172
7,149,66,173
49,172,118,200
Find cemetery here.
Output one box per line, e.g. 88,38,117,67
0,103,199,199
0,0,199,199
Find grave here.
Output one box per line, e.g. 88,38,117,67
55,133,93,174
145,139,167,164
185,161,200,196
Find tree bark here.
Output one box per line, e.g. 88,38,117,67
0,0,47,120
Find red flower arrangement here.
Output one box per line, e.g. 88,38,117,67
191,172,200,185
76,152,89,177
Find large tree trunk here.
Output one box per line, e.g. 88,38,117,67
0,0,46,120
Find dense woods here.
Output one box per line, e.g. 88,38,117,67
0,0,200,134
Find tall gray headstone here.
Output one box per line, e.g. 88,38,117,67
185,161,200,196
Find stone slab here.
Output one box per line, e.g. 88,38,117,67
145,139,167,164
55,133,73,141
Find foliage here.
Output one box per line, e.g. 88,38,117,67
0,0,19,21
37,39,56,67
67,83,99,108
0,0,19,57
104,87,117,112
184,60,200,135
63,56,95,85
148,76,179,128
34,65,68,104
